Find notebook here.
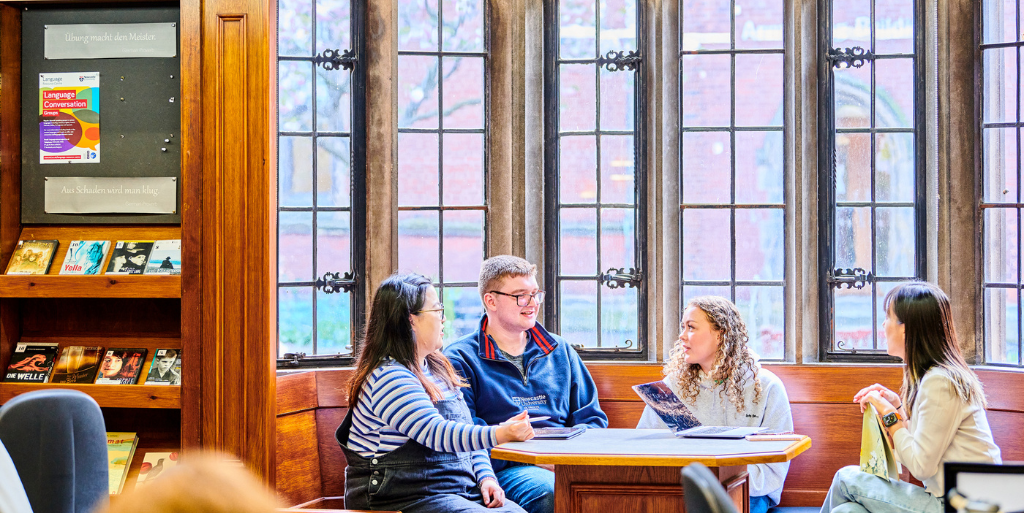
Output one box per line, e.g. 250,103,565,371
533,426,586,440
632,381,765,439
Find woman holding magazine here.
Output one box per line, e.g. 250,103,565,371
335,272,534,512
820,282,1001,513
636,296,793,513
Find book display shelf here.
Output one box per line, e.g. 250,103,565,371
0,1,198,495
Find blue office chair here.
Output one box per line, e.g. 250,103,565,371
681,462,739,513
0,389,109,513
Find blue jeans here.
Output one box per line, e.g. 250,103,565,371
820,466,943,513
751,495,775,513
496,464,554,513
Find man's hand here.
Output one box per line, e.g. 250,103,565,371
480,477,505,508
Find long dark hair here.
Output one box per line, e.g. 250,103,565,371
884,281,985,415
347,273,466,409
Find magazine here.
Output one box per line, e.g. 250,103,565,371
143,348,181,385
860,404,900,480
58,240,111,275
3,342,59,383
631,381,701,432
94,348,148,385
50,346,104,383
106,241,155,275
5,240,59,275
144,240,181,275
106,432,139,494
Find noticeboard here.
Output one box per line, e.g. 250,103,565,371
21,5,181,224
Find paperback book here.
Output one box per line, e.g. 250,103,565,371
105,241,154,275
134,451,178,488
106,432,139,495
145,239,181,275
860,404,901,480
144,348,181,385
50,346,104,384
94,348,148,385
3,342,59,383
58,240,111,275
5,240,59,275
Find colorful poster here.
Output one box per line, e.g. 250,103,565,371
39,72,100,164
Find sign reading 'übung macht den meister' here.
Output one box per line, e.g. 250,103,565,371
44,23,177,60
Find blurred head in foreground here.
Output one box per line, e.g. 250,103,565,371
98,453,280,513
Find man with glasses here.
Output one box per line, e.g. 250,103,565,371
444,255,608,513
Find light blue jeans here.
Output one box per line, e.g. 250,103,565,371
820,466,943,513
496,463,554,513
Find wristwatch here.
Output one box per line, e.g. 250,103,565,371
882,411,901,428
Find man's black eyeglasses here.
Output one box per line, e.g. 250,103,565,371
488,290,545,307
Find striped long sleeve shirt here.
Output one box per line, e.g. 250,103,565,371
346,361,499,483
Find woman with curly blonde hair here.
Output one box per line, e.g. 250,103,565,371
636,296,794,513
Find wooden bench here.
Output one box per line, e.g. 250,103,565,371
277,364,1024,509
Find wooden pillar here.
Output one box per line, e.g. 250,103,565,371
195,0,277,482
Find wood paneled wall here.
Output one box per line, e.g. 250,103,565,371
194,0,277,482
277,364,1024,508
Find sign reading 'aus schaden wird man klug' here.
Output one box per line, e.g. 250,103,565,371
43,23,177,60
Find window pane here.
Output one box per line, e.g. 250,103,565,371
560,65,597,132
982,0,1018,45
836,133,871,202
279,0,312,56
983,48,1018,124
875,207,915,277
442,57,485,128
399,211,440,279
735,208,783,281
735,131,783,204
279,212,313,282
560,280,598,347
560,0,597,59
399,56,441,129
442,0,484,52
560,136,598,203
399,0,439,51
682,209,731,281
601,286,639,348
280,136,313,208
317,289,352,355
682,131,731,204
875,58,914,128
280,61,313,132
398,133,440,206
835,66,871,129
835,206,872,270
874,0,913,55
681,0,729,52
876,281,898,349
985,287,1020,364
561,208,598,276
833,0,871,50
735,53,783,127
600,0,637,52
681,54,731,127
316,0,350,50
982,128,1019,204
835,287,874,350
442,286,484,342
600,135,635,204
280,287,314,354
875,133,915,203
600,208,635,269
735,0,783,50
442,210,484,283
316,211,351,276
316,137,351,207
442,133,484,205
600,68,635,131
985,208,1019,283
682,285,731,306
316,68,351,133
736,286,784,359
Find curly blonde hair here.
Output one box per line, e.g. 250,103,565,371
664,296,762,413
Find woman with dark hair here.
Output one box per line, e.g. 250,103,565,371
636,296,793,513
821,282,1001,513
336,273,534,512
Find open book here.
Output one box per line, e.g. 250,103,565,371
860,404,901,480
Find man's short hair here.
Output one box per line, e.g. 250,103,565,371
479,255,537,301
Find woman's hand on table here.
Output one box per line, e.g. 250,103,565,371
480,477,506,508
496,411,535,444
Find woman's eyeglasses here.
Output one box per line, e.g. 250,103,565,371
416,307,446,320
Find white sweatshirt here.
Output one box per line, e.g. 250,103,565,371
636,365,793,504
892,367,1002,496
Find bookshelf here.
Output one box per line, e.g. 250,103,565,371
0,2,192,494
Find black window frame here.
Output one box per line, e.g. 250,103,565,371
542,0,649,360
817,0,927,362
275,0,367,369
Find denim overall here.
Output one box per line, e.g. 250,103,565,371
336,393,526,513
